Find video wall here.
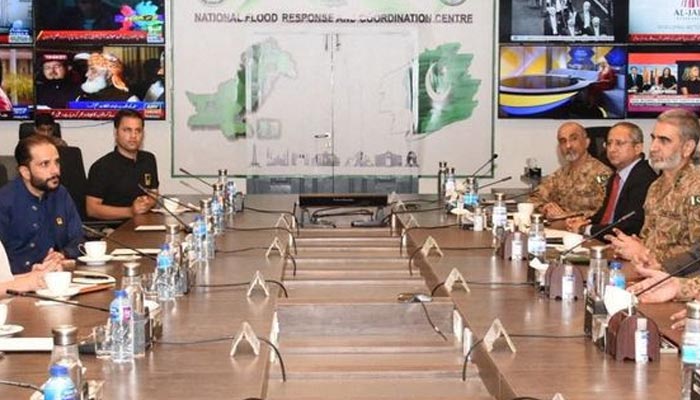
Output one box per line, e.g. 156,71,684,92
0,0,166,121
498,0,700,119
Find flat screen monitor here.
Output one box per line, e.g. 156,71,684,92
629,0,700,42
0,1,32,45
0,48,33,120
626,47,700,117
498,45,627,119
499,0,627,43
35,0,165,45
35,46,165,120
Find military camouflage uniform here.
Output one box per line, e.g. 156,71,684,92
530,153,611,218
641,163,700,265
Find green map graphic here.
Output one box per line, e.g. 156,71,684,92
417,43,480,134
186,38,296,139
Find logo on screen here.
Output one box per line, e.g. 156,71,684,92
681,0,700,7
201,0,225,5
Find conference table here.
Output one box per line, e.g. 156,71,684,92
0,195,686,399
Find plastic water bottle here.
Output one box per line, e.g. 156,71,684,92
43,364,77,400
211,182,225,235
437,161,446,199
492,193,508,232
445,167,456,198
463,177,479,207
155,244,175,301
226,181,237,214
682,301,700,399
561,264,575,301
193,215,206,262
608,261,625,289
109,290,134,363
511,231,523,260
635,318,649,364
527,213,546,260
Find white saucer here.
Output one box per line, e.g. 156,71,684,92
0,324,23,337
36,287,81,299
449,208,471,216
77,255,113,265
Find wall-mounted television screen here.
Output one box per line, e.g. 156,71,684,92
499,45,627,119
0,47,33,119
499,0,627,43
629,0,700,42
35,0,165,45
35,46,165,120
0,1,32,45
626,47,700,117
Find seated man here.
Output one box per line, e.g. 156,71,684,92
86,109,159,220
529,121,612,220
607,109,700,264
32,114,67,146
566,122,658,236
0,135,83,274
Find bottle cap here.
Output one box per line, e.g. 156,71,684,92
532,213,542,223
637,318,647,331
687,301,700,320
564,264,573,275
609,261,622,270
495,192,504,201
123,262,141,277
51,325,77,346
213,182,224,191
218,168,227,176
590,246,606,259
114,289,127,298
160,243,170,251
49,364,69,377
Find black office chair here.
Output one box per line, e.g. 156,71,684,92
57,146,88,220
585,126,612,168
19,122,63,140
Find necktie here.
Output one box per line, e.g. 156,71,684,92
601,173,620,224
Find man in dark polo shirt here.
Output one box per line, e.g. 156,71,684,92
86,109,159,220
0,135,83,274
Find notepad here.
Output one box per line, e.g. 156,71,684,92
134,225,167,232
0,337,53,352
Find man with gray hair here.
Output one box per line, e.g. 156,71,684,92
530,121,612,219
566,122,657,236
608,108,700,264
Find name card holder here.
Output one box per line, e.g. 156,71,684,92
230,321,261,358
544,261,584,300
605,311,661,362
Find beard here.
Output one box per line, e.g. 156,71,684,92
563,150,580,162
650,151,682,170
81,74,108,94
30,174,59,192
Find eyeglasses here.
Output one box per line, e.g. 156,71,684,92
603,140,635,148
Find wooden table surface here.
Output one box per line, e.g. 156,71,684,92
0,195,686,399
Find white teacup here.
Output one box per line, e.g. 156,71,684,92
163,197,180,213
79,241,107,259
0,304,7,326
563,232,584,250
45,271,72,295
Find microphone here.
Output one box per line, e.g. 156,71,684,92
81,225,157,261
179,180,208,195
559,211,636,259
5,289,109,313
634,256,700,299
179,168,214,188
476,176,512,191
138,185,193,234
469,154,498,178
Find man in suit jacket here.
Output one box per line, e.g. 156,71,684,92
567,122,658,236
543,6,562,36
627,67,644,93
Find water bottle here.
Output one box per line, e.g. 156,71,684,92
527,213,546,260
211,182,225,235
165,224,185,297
473,206,484,232
682,301,700,399
635,318,649,364
193,215,206,262
511,231,523,260
587,246,607,299
155,244,175,301
122,263,145,358
463,177,479,207
200,199,215,259
608,261,625,289
492,193,508,232
437,161,446,199
561,264,575,301
109,290,134,363
445,167,456,198
226,180,237,214
43,364,77,400
49,325,85,399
